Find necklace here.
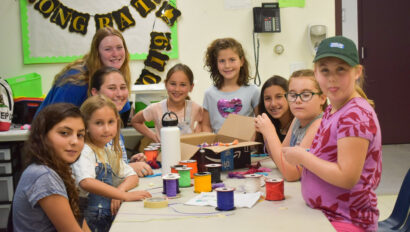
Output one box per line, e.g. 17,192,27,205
167,99,186,122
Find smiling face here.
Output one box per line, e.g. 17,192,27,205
314,57,360,110
91,72,128,111
263,85,289,120
98,35,125,69
165,70,193,104
217,48,244,83
47,117,85,164
87,106,118,148
288,77,326,125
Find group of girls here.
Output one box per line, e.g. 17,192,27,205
140,36,380,232
13,94,152,231
255,69,327,181
12,25,381,232
256,36,381,232
13,71,152,231
12,27,152,232
125,35,382,231
131,38,259,141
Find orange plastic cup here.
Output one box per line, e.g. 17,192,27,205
144,147,158,162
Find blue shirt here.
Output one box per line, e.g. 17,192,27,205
107,134,128,163
35,69,88,117
35,68,131,116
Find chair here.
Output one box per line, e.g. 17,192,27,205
378,168,410,232
397,217,409,232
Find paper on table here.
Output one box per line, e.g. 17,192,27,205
185,192,261,208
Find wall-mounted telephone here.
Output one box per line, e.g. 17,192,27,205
253,3,281,33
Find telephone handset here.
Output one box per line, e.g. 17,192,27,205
253,3,281,33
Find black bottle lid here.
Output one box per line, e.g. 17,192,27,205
162,111,178,127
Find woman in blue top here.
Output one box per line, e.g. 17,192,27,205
36,27,132,123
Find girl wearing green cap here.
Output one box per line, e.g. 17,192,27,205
282,36,382,232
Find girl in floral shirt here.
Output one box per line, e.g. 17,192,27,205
282,36,382,232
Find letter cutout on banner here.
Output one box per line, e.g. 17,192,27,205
28,0,179,37
95,13,114,29
112,6,136,31
34,0,60,18
136,69,162,84
150,32,171,51
155,1,181,26
50,4,73,29
144,50,169,72
69,11,90,35
130,0,157,18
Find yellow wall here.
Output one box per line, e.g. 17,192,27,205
0,0,335,104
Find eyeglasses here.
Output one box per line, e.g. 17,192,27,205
285,91,321,102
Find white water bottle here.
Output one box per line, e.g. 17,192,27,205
160,112,181,174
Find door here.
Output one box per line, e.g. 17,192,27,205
356,1,410,144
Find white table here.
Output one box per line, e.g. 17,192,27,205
110,158,334,232
0,128,29,142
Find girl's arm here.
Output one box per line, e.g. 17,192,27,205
128,161,154,177
38,195,82,232
255,114,300,181
283,136,369,189
111,175,140,215
193,106,204,133
194,120,203,133
79,178,151,201
117,175,139,192
201,109,213,132
131,111,160,142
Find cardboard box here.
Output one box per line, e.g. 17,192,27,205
180,114,260,171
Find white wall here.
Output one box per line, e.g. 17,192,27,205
341,0,358,45
0,0,335,105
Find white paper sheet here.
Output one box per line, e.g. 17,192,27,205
185,191,261,208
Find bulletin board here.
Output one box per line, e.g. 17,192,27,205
19,0,179,64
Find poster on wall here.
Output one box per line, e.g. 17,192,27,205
20,0,179,64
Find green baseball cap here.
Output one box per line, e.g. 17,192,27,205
313,36,359,66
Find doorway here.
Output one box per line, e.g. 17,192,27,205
336,0,410,144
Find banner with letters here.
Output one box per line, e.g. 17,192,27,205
20,0,180,71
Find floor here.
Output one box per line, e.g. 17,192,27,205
377,144,410,220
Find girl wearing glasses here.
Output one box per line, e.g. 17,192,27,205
282,36,381,231
255,69,327,181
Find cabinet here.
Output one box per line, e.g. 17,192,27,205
0,143,24,231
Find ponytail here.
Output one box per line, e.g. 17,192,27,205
355,85,375,108
356,66,375,108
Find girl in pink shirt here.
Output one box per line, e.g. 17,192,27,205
131,63,203,142
282,36,382,232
